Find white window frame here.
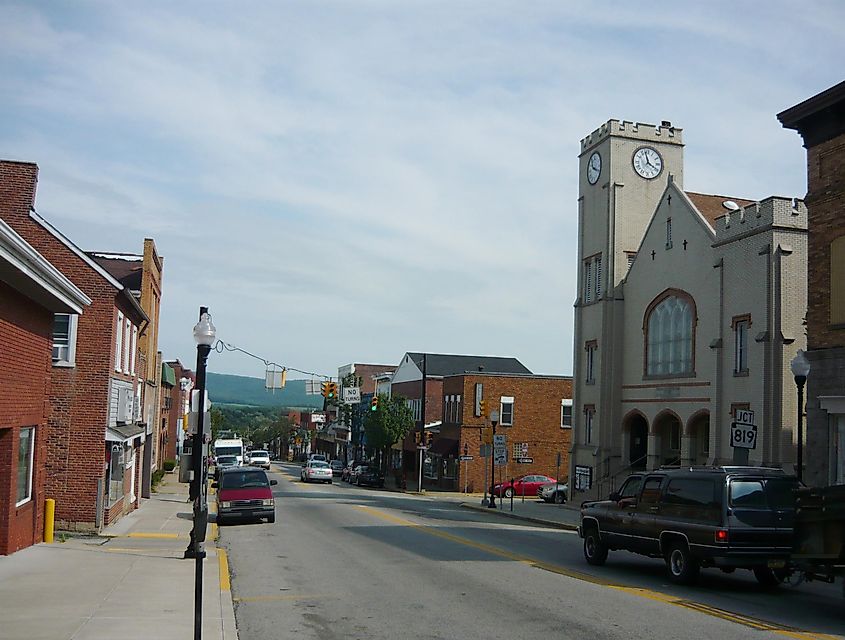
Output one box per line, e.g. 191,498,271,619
52,314,79,367
474,383,483,417
584,259,593,303
456,394,461,423
500,396,514,426
561,399,573,429
15,427,35,506
585,407,594,444
123,318,132,374
130,325,138,376
595,255,602,298
646,295,693,377
115,311,124,372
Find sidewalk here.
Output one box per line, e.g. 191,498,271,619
429,491,581,530
0,475,237,640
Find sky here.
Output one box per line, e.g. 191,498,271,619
1,1,842,380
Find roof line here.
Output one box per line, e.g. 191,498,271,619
29,208,124,291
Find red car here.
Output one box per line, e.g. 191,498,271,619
492,475,557,498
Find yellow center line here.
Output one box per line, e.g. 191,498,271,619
353,504,839,640
218,548,230,592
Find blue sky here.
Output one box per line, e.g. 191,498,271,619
1,1,842,379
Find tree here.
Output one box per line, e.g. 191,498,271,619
363,394,415,469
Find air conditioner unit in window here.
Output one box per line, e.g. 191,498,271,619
117,387,134,424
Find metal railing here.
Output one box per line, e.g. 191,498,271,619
595,453,649,498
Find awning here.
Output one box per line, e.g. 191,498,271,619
430,438,458,456
106,423,146,444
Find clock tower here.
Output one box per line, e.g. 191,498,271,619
570,120,684,498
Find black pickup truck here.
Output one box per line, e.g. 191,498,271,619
578,467,798,585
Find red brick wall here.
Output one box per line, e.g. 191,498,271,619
349,364,396,394
446,375,573,494
0,281,52,554
806,131,845,349
392,378,443,454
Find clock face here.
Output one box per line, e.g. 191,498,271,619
587,152,601,185
633,147,663,179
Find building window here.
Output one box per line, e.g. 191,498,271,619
115,311,124,372
585,341,597,384
123,318,132,374
474,383,483,417
666,218,673,248
645,291,695,377
456,394,461,422
732,315,751,375
561,399,573,429
583,254,602,303
500,396,514,426
108,444,125,504
130,325,138,376
584,406,595,444
16,427,35,505
831,236,845,325
52,314,78,366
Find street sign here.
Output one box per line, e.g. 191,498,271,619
734,409,755,425
459,455,474,461
311,413,326,423
343,387,361,404
479,444,492,458
493,449,507,466
730,421,758,449
305,380,322,395
493,434,507,447
515,457,533,464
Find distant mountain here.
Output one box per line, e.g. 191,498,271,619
206,373,324,409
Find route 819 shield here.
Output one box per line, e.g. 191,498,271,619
730,421,757,449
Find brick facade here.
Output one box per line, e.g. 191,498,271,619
1,160,148,531
0,283,51,554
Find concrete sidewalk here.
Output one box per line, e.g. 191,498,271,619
0,475,237,640
417,490,581,530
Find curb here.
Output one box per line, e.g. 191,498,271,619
459,502,580,531
216,547,238,640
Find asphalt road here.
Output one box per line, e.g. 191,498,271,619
219,463,844,640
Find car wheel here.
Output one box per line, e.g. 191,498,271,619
554,492,566,505
753,567,784,588
267,514,275,524
666,543,700,585
328,479,333,484
583,527,608,566
504,487,514,499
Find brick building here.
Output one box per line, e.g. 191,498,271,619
779,80,845,486
0,217,89,555
337,362,397,462
165,360,194,462
159,361,176,466
1,160,150,531
434,373,573,493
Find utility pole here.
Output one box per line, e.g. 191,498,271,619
418,354,427,493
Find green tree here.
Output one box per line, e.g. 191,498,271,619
363,394,415,469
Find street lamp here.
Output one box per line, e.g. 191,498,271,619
488,410,499,509
790,349,810,482
187,307,216,640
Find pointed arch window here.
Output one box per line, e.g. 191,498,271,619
645,290,696,377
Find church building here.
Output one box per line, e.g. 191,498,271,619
569,120,808,500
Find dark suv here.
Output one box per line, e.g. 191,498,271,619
578,467,798,585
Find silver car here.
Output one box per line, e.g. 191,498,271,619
301,460,333,484
539,482,568,504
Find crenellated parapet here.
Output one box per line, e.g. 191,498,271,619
580,119,684,152
714,196,807,241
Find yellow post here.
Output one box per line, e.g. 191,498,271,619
44,498,55,543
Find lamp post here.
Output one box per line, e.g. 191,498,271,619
187,307,216,640
790,349,810,482
488,410,499,509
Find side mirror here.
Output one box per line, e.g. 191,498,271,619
609,492,620,502
270,479,278,486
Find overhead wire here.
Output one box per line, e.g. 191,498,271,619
213,340,333,380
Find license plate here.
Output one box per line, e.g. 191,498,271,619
767,559,786,569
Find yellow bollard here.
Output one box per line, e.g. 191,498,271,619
44,498,55,543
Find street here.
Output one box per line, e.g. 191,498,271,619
220,464,844,640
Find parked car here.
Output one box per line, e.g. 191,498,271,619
579,467,799,585
308,453,328,463
248,450,271,470
301,460,333,483
329,460,345,477
214,455,239,480
539,481,569,504
214,467,277,525
350,465,384,488
342,461,363,482
492,475,557,498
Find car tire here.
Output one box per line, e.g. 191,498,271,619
328,479,333,484
753,567,784,588
504,488,514,499
666,543,700,585
554,492,566,505
583,527,608,566
267,514,275,524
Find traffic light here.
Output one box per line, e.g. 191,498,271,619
414,431,421,444
326,381,337,399
479,399,487,418
321,381,329,398
425,431,433,447
370,396,379,412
